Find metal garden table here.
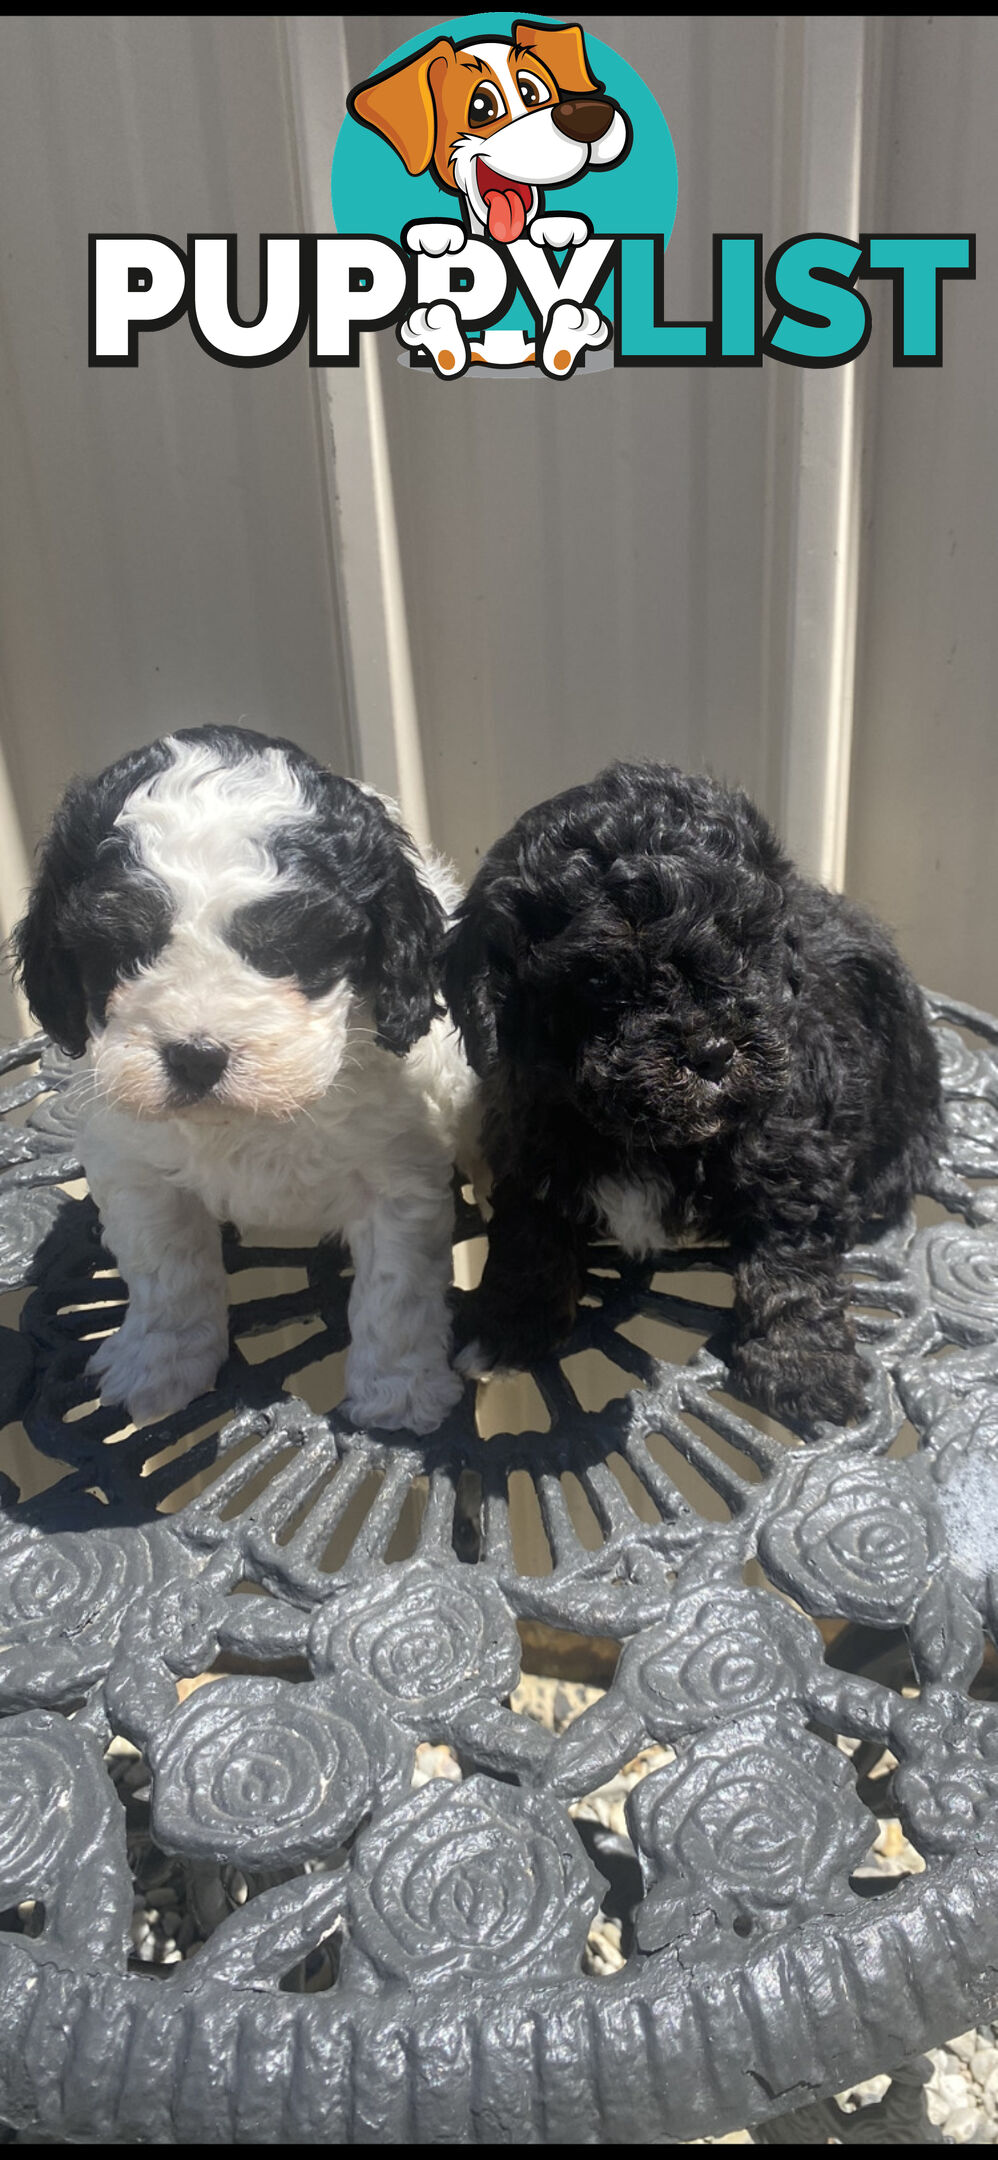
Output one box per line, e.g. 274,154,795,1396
0,994,997,2144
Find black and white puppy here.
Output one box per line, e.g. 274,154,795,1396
443,761,943,1430
13,726,477,1433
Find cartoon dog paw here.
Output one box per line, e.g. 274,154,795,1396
403,220,467,257
528,213,593,251
540,300,611,380
399,301,469,378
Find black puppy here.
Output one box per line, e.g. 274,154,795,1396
443,762,943,1430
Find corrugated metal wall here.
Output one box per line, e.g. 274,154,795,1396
845,15,998,1009
0,14,353,1036
1,14,993,1006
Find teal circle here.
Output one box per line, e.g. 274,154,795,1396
331,14,677,247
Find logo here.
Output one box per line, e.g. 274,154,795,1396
88,14,975,375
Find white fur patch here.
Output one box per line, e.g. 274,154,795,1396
594,1176,666,1258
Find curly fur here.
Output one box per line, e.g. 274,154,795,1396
443,761,944,1431
12,726,477,1435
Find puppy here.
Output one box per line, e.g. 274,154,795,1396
443,762,944,1431
349,19,629,375
13,726,477,1434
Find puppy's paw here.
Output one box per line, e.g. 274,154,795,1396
450,1288,572,1372
343,1364,464,1436
539,300,611,379
529,213,592,250
399,302,468,378
454,1338,507,1381
88,1317,228,1426
730,1337,871,1434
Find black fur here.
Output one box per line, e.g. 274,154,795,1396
10,739,173,1054
443,761,944,1431
11,724,445,1060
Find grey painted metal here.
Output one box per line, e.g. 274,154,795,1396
0,999,997,2141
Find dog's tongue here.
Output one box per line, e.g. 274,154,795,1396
477,162,530,244
486,187,527,243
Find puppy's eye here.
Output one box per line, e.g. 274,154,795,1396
516,71,551,109
228,894,364,1000
468,84,506,126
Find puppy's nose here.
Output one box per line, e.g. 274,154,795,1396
552,97,616,143
162,1038,229,1097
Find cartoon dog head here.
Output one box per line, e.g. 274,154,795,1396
348,20,630,241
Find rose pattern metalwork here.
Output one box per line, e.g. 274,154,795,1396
945,1098,998,1181
758,1455,945,1625
934,1024,992,1096
308,1559,521,1727
0,1184,68,1293
916,1221,998,1339
617,1583,824,1737
545,1580,827,1797
148,1671,407,1865
0,999,995,2141
342,1775,601,1990
916,1386,998,1624
0,1521,168,1644
892,1691,998,1857
0,1712,131,1962
628,1714,873,1950
0,1518,201,1711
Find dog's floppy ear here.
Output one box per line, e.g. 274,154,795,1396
367,844,448,1055
441,897,504,1077
513,20,603,96
325,782,448,1055
10,742,171,1058
348,38,455,176
11,780,103,1056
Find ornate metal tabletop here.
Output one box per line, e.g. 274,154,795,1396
1,994,998,2144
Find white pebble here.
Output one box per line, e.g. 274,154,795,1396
939,2071,972,2109
948,2032,978,2062
106,1736,140,1761
945,2107,986,2142
229,1871,248,1905
972,2049,996,2085
130,1918,150,1947
159,1946,182,1964
837,2074,890,2109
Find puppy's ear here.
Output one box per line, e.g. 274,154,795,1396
10,742,170,1058
348,38,455,176
513,21,602,96
441,903,501,1077
11,783,94,1056
367,846,447,1055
